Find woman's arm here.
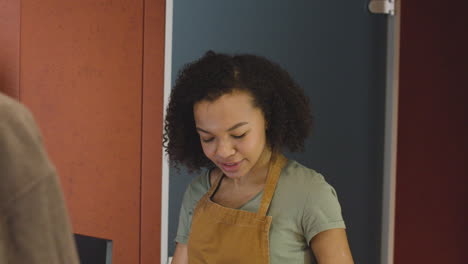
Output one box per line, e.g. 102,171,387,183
171,243,188,264
310,228,354,264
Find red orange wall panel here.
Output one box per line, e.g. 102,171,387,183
15,1,165,263
0,0,20,98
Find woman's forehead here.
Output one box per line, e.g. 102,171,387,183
194,91,254,115
193,92,263,130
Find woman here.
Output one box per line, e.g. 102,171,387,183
164,51,353,264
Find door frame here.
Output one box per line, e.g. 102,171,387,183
380,1,401,264
160,0,173,263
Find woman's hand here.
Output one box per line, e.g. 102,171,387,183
171,243,188,264
310,228,354,264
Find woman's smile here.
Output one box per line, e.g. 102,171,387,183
219,159,244,173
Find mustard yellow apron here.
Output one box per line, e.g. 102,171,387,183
187,153,288,264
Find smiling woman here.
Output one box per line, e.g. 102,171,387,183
163,51,354,264
194,91,270,181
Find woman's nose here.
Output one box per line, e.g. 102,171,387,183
215,140,235,159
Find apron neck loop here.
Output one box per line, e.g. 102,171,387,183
207,168,224,197
205,152,288,216
257,152,288,217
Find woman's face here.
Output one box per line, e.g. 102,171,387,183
193,90,270,180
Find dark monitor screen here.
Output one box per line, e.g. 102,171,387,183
74,233,112,264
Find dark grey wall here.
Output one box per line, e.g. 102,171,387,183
168,1,388,263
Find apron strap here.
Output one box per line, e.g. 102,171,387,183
206,168,224,197
257,153,288,217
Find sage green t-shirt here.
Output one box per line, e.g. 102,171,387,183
175,160,346,264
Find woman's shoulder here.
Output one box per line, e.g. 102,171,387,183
281,159,327,185
183,167,224,201
275,159,343,217
178,169,212,212
278,159,338,199
185,169,212,195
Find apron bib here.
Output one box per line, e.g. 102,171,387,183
187,153,288,264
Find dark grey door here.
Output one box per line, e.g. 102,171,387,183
168,1,388,263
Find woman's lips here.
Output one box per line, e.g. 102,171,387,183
219,160,243,172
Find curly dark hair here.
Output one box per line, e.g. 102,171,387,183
163,51,313,171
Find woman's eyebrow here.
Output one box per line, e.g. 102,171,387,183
227,122,248,131
196,122,249,134
196,127,212,134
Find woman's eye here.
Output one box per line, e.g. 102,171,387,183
232,133,246,139
202,137,214,143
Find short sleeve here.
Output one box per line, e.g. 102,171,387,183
301,181,346,243
174,185,194,244
174,171,209,245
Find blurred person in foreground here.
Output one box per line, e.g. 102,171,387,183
0,92,79,264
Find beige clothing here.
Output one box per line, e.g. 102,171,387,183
0,93,79,264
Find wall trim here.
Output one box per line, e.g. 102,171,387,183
381,0,401,263
161,0,173,263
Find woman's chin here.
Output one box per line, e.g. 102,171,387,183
220,167,241,177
